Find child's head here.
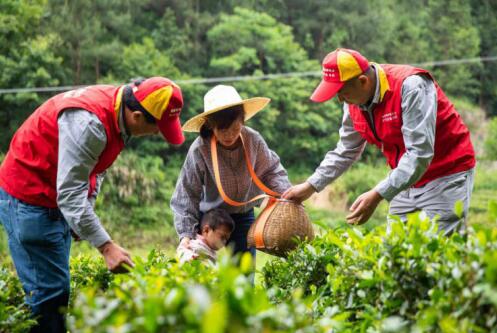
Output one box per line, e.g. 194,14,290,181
199,209,235,250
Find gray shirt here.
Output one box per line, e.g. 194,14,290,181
171,126,291,240
307,64,437,201
56,108,129,248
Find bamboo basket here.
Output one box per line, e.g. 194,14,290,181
247,199,314,257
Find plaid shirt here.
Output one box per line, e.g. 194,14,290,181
171,126,291,240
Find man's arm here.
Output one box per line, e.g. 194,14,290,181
283,105,366,202
57,109,133,272
57,109,111,247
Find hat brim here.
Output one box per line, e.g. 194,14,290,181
310,80,344,103
158,116,185,145
182,97,270,132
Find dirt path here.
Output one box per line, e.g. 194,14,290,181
307,185,348,212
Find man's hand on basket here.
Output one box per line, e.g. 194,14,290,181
282,182,316,204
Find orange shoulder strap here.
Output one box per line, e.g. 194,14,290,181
210,134,281,207
254,197,278,248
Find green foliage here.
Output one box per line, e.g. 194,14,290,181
208,7,315,75
44,0,145,84
0,264,36,332
103,37,182,83
484,117,497,160
330,163,389,206
0,0,66,151
472,0,497,116
236,78,343,168
67,250,320,333
94,152,179,247
70,255,113,293
423,0,481,99
263,213,497,332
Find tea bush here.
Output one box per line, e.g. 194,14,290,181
4,212,497,332
70,254,113,293
67,250,324,333
0,264,35,333
484,117,497,160
263,213,497,332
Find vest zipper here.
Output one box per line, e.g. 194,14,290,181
364,110,383,150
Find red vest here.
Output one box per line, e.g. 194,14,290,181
348,64,475,187
0,85,125,208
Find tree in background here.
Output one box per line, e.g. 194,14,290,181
0,0,65,151
44,0,144,84
424,0,481,100
1,0,496,164
471,0,497,115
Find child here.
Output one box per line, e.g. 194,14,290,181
177,208,235,263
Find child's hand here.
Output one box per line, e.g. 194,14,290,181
179,237,192,250
177,238,199,263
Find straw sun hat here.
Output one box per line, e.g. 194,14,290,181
182,85,270,132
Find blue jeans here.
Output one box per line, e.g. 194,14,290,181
227,209,256,258
0,187,71,333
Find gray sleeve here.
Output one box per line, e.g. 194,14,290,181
89,172,106,207
375,75,437,201
170,144,204,240
57,109,111,248
255,134,292,194
307,104,367,192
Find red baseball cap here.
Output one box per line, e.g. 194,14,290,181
310,48,370,103
131,77,185,145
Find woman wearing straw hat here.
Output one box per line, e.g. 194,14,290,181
171,85,291,261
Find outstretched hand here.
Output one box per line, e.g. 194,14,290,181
346,189,383,225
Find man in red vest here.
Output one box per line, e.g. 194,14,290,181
0,77,184,332
283,48,475,232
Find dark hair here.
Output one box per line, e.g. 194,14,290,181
198,208,235,234
199,105,245,139
122,78,156,124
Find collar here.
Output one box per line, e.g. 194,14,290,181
359,63,390,111
114,86,131,144
375,63,390,103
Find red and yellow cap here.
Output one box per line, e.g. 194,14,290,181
132,77,185,144
310,48,370,103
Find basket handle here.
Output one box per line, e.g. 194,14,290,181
210,133,281,207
